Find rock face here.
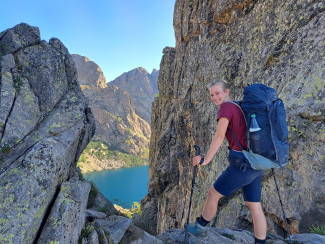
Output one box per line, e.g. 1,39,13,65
72,54,155,158
83,84,150,156
110,67,159,123
0,23,95,243
38,178,91,243
139,0,325,237
72,54,107,90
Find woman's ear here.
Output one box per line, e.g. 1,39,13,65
225,88,230,96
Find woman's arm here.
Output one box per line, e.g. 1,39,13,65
193,117,229,166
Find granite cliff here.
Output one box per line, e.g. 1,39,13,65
72,54,158,173
0,23,95,243
139,0,325,238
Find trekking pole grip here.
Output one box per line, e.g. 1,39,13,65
192,145,200,184
194,145,201,156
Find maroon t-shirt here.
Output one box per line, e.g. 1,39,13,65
217,102,247,151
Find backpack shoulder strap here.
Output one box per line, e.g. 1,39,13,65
228,128,245,151
225,100,250,139
225,101,247,125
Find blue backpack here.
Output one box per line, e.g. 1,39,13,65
235,84,291,237
237,84,289,168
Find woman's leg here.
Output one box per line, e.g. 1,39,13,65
201,186,223,221
245,201,267,240
185,185,223,237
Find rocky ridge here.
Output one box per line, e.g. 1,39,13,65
139,0,325,239
0,23,95,243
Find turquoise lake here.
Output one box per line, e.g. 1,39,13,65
83,165,149,208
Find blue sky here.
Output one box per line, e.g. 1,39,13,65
0,0,176,81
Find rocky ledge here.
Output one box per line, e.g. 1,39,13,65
82,208,325,244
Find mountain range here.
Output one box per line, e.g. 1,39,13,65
72,54,158,172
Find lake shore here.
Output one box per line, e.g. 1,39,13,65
78,154,148,174
77,141,149,174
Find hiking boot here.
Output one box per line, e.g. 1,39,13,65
185,220,208,239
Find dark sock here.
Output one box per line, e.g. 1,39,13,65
255,237,266,244
196,215,210,227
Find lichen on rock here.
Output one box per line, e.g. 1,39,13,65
0,23,95,243
139,0,325,237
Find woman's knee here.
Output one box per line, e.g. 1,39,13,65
207,186,223,200
245,201,264,214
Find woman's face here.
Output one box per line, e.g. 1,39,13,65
209,84,229,106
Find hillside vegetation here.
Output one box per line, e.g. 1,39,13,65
77,141,149,173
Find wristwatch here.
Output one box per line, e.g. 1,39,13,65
199,157,204,165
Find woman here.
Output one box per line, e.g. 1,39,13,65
185,81,267,244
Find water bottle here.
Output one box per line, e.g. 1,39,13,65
249,114,261,153
249,114,261,132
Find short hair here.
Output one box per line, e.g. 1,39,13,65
209,79,229,91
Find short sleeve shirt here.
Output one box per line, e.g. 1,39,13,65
217,102,247,151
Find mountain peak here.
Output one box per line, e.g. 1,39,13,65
134,67,149,74
72,54,107,90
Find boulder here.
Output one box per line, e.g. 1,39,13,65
86,209,107,220
86,230,99,244
37,179,91,243
94,216,133,244
97,228,109,244
90,190,119,216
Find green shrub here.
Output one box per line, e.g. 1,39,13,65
309,224,325,235
131,202,141,214
0,144,12,154
79,224,95,243
13,77,24,91
125,202,141,218
79,155,86,162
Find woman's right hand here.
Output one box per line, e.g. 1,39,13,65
193,156,203,166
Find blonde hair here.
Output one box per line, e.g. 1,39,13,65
209,79,229,91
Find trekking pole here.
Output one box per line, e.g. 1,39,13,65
272,169,292,242
187,145,200,224
185,145,200,243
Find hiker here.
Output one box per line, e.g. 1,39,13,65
185,81,267,244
